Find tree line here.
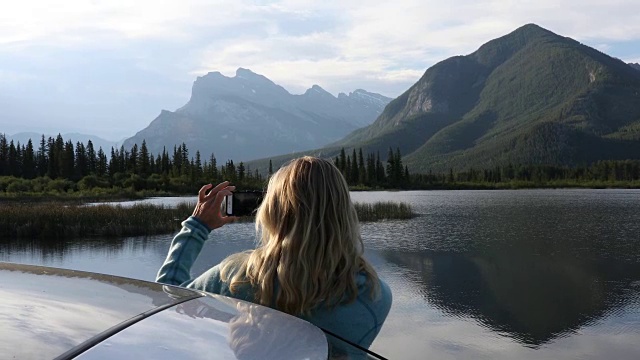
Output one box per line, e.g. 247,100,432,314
0,133,265,194
0,131,412,193
410,161,640,186
333,147,410,188
2,132,640,196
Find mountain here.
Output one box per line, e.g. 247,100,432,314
123,68,391,162
251,24,640,173
6,132,120,153
631,63,640,71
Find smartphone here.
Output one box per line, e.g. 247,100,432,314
224,190,265,217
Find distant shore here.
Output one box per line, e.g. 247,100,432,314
351,180,640,191
2,179,640,203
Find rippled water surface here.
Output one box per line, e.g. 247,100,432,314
3,189,640,359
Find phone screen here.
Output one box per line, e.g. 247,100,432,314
225,191,265,217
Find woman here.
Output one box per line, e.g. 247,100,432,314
157,156,392,354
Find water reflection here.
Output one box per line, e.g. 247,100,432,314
0,235,174,280
383,250,640,347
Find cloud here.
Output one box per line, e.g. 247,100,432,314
191,0,640,96
3,1,640,89
2,0,640,137
0,70,37,83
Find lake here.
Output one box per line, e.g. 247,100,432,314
3,189,640,359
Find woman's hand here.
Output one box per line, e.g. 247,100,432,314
192,181,237,230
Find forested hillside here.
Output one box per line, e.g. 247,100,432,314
250,24,640,173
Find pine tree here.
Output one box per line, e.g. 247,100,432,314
225,160,237,182
351,149,359,184
358,148,366,185
139,140,150,177
386,147,395,184
376,151,385,183
149,154,162,174
395,148,403,183
109,147,119,176
37,135,48,177
194,151,202,180
161,147,170,175
210,153,218,180
23,139,36,179
180,143,189,176
8,141,20,177
238,162,245,181
97,148,107,176
171,145,182,176
61,140,75,179
128,143,138,175
48,134,64,179
75,141,87,180
119,145,127,175
366,153,375,185
338,148,347,175
47,137,57,178
0,133,8,176
86,140,97,175
345,154,352,185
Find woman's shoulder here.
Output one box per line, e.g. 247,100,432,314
219,251,251,281
218,252,255,300
355,272,392,308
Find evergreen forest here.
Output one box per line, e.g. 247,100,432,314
1,133,640,199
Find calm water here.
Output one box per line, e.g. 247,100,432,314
3,189,640,359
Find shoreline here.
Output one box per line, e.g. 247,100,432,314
2,180,640,202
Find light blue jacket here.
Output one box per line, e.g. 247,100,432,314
156,217,392,354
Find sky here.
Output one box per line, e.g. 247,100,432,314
1,0,639,141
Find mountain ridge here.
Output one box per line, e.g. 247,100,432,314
124,69,391,161
247,24,640,173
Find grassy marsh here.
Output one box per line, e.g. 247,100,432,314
0,202,192,240
0,201,414,240
353,202,414,221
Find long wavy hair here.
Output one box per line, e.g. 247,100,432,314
220,156,380,315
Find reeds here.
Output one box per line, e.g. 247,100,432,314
233,201,415,223
0,200,413,240
0,202,193,240
353,201,414,222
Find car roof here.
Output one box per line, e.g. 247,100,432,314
0,262,328,360
77,295,328,360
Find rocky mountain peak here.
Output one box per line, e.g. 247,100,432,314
236,67,256,76
235,67,273,84
341,89,392,108
123,69,391,162
304,85,334,98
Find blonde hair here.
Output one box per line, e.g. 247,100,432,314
221,156,379,315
